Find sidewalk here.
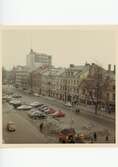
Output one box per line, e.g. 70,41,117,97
40,95,115,120
79,104,115,120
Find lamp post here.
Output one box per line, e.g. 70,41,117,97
64,80,67,103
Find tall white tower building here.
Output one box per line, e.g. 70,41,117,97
26,49,52,69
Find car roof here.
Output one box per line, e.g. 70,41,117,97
60,128,75,134
8,121,15,124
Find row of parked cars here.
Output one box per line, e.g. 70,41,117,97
28,103,65,119
3,91,87,143
3,92,65,119
3,91,66,134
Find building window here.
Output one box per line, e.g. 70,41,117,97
106,93,110,100
113,85,115,90
112,93,115,101
83,89,86,95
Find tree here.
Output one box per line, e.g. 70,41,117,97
79,66,103,114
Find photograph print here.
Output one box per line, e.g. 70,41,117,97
2,26,116,144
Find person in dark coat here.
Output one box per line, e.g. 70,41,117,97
93,132,97,141
105,135,109,142
40,123,44,132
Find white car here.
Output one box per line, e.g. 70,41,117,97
64,102,72,107
12,94,22,98
2,95,8,100
33,93,40,97
17,105,32,110
6,96,12,102
38,105,48,111
9,100,21,105
29,111,47,119
30,101,41,107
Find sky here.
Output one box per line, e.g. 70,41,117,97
2,26,116,70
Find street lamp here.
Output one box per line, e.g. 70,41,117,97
48,81,51,97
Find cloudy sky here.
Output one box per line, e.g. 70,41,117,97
2,26,116,70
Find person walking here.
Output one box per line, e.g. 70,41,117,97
40,122,44,132
93,132,97,141
105,135,109,142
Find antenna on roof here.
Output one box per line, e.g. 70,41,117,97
29,31,33,51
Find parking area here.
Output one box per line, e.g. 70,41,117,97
2,85,115,144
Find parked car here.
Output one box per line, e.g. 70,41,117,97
7,92,13,95
51,110,65,117
30,101,41,107
2,95,8,101
7,121,16,132
37,103,45,107
58,128,76,143
29,111,47,119
64,102,72,107
40,106,48,111
9,99,21,105
33,93,40,97
47,107,56,114
17,105,32,110
40,108,49,114
74,133,87,143
9,100,22,108
6,96,12,102
38,105,48,110
12,94,22,98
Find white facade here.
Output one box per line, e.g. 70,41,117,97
26,49,52,69
15,66,31,89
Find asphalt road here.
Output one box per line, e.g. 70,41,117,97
2,85,115,144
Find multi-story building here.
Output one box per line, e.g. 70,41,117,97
41,67,65,97
31,64,49,94
15,66,31,89
78,64,115,112
58,63,90,103
15,52,116,113
26,49,52,69
102,65,115,111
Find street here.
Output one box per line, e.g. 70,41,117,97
2,85,115,144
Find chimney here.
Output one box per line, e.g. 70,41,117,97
30,49,33,53
70,64,74,68
113,65,116,73
108,64,111,71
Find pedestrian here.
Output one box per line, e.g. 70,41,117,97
89,133,94,143
77,108,80,113
91,137,94,143
105,135,109,142
40,122,43,132
93,132,97,141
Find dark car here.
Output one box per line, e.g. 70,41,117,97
7,121,16,132
58,128,76,143
29,111,47,119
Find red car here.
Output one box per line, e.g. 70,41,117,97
58,128,76,143
48,107,56,114
51,110,65,117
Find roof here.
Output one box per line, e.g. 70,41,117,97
29,49,51,58
61,64,90,78
42,68,65,76
104,71,115,80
